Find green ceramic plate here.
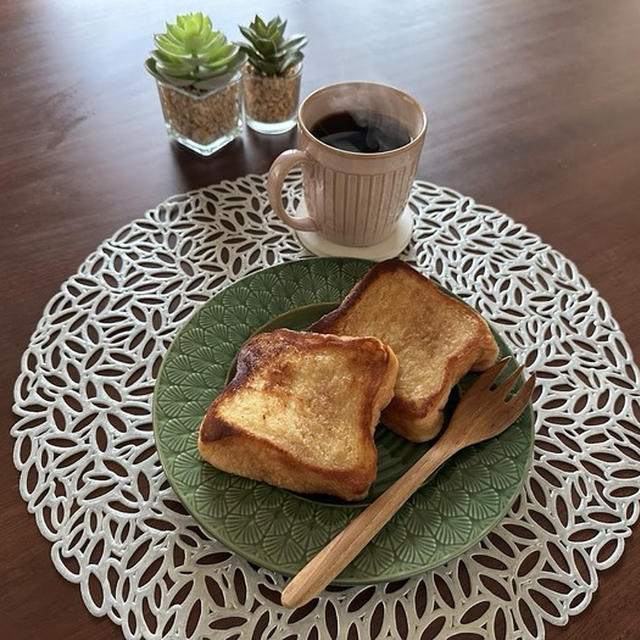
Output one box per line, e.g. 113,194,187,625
153,258,534,584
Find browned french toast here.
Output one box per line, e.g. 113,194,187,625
310,260,499,442
198,328,398,501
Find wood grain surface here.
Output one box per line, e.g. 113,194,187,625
1,1,638,638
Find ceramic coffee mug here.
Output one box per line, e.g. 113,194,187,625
267,81,427,247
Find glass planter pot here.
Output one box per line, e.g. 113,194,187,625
156,72,242,156
242,64,301,135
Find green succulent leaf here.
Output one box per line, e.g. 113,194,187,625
207,32,227,51
280,51,303,74
238,26,256,44
238,14,307,76
154,35,186,57
275,19,287,39
145,12,245,89
145,58,159,76
283,34,308,51
165,23,185,44
153,58,195,76
175,15,189,29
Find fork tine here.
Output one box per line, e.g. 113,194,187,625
472,357,510,392
494,364,525,399
506,373,536,415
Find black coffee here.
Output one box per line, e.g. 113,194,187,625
310,110,411,153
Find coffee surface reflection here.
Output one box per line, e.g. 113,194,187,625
310,110,411,153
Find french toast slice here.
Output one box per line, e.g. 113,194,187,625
310,260,499,442
198,328,398,501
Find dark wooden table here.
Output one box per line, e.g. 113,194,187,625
2,0,639,638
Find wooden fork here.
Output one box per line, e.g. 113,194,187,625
280,357,535,608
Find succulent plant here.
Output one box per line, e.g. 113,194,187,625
145,12,246,90
239,15,308,76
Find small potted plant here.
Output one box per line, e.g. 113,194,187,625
239,15,308,134
145,12,247,156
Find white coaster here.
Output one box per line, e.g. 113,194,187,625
294,203,413,261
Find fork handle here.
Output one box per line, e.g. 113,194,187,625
280,443,453,608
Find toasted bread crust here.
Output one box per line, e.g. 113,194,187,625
198,329,398,501
310,260,499,442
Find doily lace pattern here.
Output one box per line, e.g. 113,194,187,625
12,173,640,639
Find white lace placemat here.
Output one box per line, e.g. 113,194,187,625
12,173,640,640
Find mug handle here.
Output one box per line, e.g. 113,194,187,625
267,149,318,231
